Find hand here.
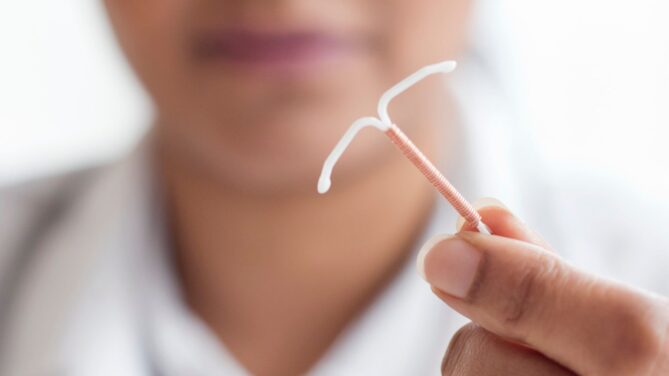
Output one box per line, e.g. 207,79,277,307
418,198,669,375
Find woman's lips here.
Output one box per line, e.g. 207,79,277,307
195,29,360,73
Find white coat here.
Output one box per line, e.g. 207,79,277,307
1,62,668,376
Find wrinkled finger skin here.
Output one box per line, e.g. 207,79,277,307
427,200,669,375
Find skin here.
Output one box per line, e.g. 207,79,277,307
427,200,669,375
102,1,669,375
104,1,471,374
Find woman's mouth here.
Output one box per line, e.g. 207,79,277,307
194,29,363,75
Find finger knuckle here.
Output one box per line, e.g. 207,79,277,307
603,298,669,375
441,324,488,375
500,252,563,333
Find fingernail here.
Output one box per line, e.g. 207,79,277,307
417,235,482,298
455,197,507,231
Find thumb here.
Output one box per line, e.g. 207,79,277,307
416,197,550,290
416,198,669,376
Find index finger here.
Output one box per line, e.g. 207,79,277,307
457,197,552,250
420,205,669,376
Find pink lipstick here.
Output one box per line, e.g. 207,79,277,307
195,29,359,73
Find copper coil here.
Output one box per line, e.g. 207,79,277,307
385,123,482,227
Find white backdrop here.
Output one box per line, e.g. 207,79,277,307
504,1,669,200
1,1,668,198
0,1,149,182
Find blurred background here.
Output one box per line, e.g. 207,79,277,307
1,1,668,199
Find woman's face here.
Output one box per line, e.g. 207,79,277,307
104,0,473,194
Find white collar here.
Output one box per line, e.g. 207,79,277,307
143,191,469,376
2,148,470,376
2,60,524,376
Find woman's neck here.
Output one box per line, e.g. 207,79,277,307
156,103,451,375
